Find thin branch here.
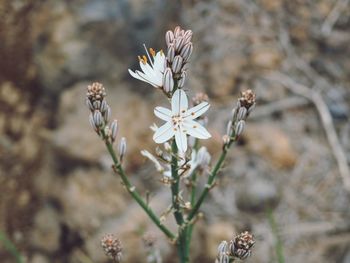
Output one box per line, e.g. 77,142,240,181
266,72,350,192
321,0,350,36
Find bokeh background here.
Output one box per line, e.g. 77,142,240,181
1,0,350,262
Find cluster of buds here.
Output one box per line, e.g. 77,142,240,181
86,82,127,161
101,234,123,262
163,26,193,93
216,231,255,263
224,90,256,144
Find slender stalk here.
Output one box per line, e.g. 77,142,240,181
170,140,184,225
267,209,285,263
102,131,175,241
0,231,23,263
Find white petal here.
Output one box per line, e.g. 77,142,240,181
184,102,210,120
153,122,175,143
154,107,172,121
183,120,211,139
175,128,187,152
171,89,188,115
128,69,158,87
153,51,166,72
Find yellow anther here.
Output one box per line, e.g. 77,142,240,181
138,55,147,64
149,48,156,57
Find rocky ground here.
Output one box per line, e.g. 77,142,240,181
1,0,350,262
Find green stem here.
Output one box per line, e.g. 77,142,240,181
267,209,285,263
102,132,175,241
170,140,183,225
0,230,23,263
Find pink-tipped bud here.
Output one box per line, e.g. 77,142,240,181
165,30,175,46
163,68,174,93
110,120,118,142
180,42,193,62
172,55,183,74
118,137,127,161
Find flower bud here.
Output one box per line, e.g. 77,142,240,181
167,44,175,62
226,120,232,136
118,137,127,161
101,234,122,262
197,147,211,169
103,106,111,123
86,99,94,111
174,26,181,37
183,30,193,44
237,107,247,121
100,99,108,113
110,120,118,142
164,142,171,152
172,55,183,74
180,42,193,62
217,240,228,255
229,231,255,260
163,68,174,93
235,120,245,137
174,37,185,52
178,71,187,88
93,100,101,110
89,113,97,131
93,110,103,127
165,30,174,46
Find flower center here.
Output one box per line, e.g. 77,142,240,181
172,114,183,127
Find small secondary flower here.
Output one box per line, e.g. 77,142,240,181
153,89,211,152
128,46,166,89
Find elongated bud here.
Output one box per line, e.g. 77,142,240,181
180,42,193,62
226,120,233,136
178,71,187,88
172,55,183,74
217,240,228,255
167,44,175,62
163,68,174,93
174,37,184,52
89,113,97,131
174,26,181,37
86,99,94,111
110,120,118,142
119,137,127,161
237,107,247,121
165,30,174,46
235,120,245,137
183,30,193,43
103,106,111,123
100,99,108,113
93,110,103,127
93,100,101,110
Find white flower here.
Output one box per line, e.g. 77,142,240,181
128,47,166,88
153,89,211,152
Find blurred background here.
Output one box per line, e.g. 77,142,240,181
1,0,350,262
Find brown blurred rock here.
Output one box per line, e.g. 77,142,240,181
53,82,154,168
245,123,297,169
30,206,61,253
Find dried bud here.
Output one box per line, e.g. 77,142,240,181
119,137,127,161
93,110,103,127
235,120,245,137
239,90,256,110
237,107,247,121
101,234,122,262
110,120,118,142
87,82,106,102
172,55,183,74
167,44,175,62
163,68,174,93
165,30,175,46
180,42,193,62
178,71,187,88
229,231,255,260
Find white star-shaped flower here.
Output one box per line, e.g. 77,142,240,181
153,89,211,152
128,47,166,88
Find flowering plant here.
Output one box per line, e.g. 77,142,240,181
86,26,255,263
